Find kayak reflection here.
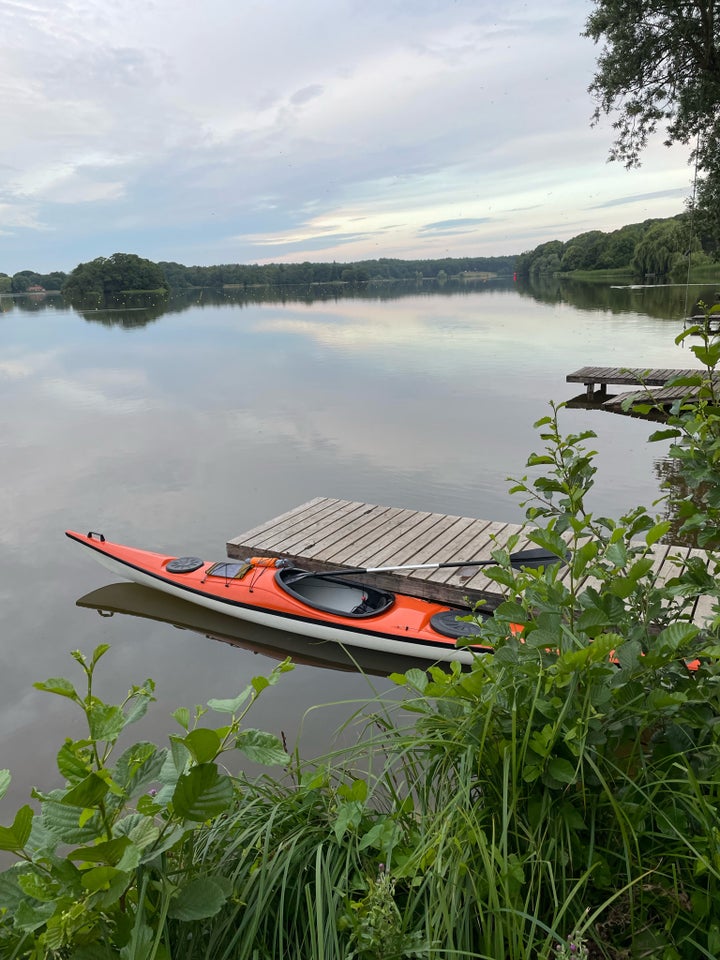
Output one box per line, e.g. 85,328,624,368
75,582,445,677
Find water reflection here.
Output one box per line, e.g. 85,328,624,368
515,275,720,320
4,276,717,326
76,583,432,677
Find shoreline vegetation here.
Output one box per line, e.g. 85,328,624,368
1,318,720,958
2,213,719,301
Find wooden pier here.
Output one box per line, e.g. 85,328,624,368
227,498,713,623
566,365,711,415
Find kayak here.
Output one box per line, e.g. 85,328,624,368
66,530,492,664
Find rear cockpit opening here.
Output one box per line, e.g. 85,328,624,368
276,568,394,618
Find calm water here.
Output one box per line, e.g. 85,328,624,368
0,278,710,812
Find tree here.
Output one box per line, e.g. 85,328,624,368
585,1,720,235
11,270,41,292
63,253,169,299
630,217,698,279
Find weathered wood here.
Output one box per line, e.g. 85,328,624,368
566,365,714,413
566,366,705,387
227,499,714,624
228,500,525,606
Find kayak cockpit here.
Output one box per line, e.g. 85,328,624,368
275,568,395,618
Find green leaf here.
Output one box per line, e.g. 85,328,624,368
607,576,636,599
207,686,252,714
645,521,672,546
33,677,78,700
606,540,628,566
358,818,398,852
546,757,577,784
338,779,368,802
40,795,101,844
182,728,222,764
172,707,190,730
114,742,167,797
0,769,10,800
70,836,132,865
493,601,528,624
0,805,34,851
572,540,598,577
404,668,428,692
79,864,128,893
235,729,288,765
17,869,58,902
528,528,569,560
91,643,111,667
61,772,109,808
655,622,700,652
168,876,230,920
251,675,270,694
56,741,92,783
123,680,156,725
114,813,161,851
648,428,682,443
172,763,234,821
14,898,56,931
333,801,363,842
88,703,127,742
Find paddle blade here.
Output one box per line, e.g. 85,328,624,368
509,548,568,569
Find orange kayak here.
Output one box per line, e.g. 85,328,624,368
66,530,493,664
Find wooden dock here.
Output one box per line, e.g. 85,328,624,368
227,498,713,623
566,365,711,416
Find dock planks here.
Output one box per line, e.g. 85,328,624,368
566,365,710,411
228,497,527,606
227,498,712,623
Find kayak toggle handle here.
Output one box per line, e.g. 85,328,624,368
87,531,106,542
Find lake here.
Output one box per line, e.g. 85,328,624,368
0,277,712,813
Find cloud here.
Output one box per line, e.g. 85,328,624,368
0,0,693,273
420,217,494,236
593,187,690,209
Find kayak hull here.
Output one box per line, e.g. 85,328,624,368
66,531,490,664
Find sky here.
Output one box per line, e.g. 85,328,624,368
0,0,694,275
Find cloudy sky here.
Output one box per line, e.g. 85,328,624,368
1,0,692,274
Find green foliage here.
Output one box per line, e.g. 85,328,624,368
585,0,720,172
516,215,707,280
0,647,293,958
63,254,169,299
374,398,719,958
158,254,516,289
631,219,700,280
652,310,720,557
585,1,720,254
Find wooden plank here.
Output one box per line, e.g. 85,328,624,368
255,500,371,552
328,508,442,566
227,497,327,546
227,499,713,619
276,502,394,557
310,507,419,566
566,366,707,389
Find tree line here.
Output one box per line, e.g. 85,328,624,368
1,253,516,298
156,254,515,290
515,214,717,281
4,219,716,298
